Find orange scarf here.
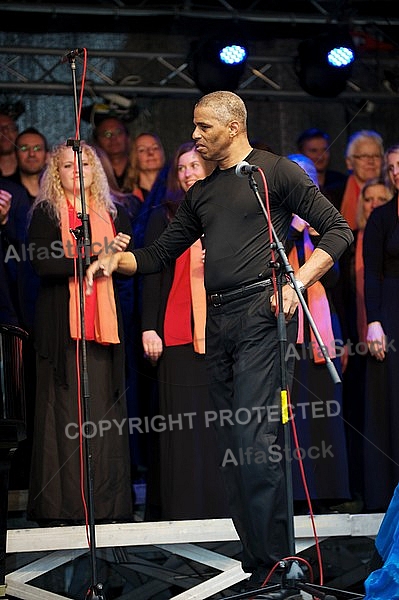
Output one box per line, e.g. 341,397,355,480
60,201,120,344
163,239,206,354
340,174,361,230
355,229,367,344
289,227,336,364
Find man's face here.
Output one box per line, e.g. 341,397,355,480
192,105,233,163
16,133,47,175
95,118,129,157
346,139,383,184
0,115,18,156
301,137,330,173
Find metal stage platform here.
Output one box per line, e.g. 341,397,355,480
5,513,383,600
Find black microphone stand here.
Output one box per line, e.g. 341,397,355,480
64,50,106,600
215,170,364,600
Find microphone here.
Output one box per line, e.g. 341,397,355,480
61,48,84,64
235,160,260,177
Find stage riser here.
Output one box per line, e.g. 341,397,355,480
5,515,383,600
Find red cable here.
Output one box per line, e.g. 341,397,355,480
256,166,325,586
256,168,279,302
67,48,91,546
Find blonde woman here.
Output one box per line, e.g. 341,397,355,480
27,141,133,525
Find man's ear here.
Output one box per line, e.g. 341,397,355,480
229,120,240,138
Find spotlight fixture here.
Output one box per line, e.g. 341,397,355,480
297,30,356,97
187,37,248,94
219,44,247,66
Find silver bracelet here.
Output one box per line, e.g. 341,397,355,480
288,279,305,294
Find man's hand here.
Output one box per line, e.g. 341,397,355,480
86,252,122,294
85,232,131,295
270,247,334,321
270,284,301,320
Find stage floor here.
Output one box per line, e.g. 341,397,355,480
5,512,383,600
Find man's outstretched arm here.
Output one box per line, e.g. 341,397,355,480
86,233,136,294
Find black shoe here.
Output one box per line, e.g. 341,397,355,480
228,569,269,595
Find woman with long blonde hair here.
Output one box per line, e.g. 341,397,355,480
27,141,134,525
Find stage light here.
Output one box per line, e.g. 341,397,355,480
188,38,248,94
219,44,247,66
327,45,354,68
297,30,356,97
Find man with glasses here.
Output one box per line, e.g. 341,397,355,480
333,129,384,516
340,129,384,230
0,112,19,177
93,116,131,191
8,127,49,203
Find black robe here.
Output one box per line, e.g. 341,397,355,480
27,203,134,523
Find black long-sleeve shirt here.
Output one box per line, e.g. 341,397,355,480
134,149,353,294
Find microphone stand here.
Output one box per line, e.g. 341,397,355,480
65,51,106,600
217,170,364,600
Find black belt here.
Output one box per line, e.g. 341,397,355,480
208,278,272,307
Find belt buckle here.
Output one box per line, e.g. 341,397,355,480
210,293,222,307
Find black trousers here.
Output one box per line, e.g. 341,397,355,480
205,288,297,573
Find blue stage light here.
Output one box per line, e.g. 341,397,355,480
327,46,355,68
297,30,356,97
219,45,247,66
188,38,248,93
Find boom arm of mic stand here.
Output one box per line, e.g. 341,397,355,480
248,172,341,386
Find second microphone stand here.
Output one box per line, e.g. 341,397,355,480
218,170,364,600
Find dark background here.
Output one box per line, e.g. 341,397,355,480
1,0,399,169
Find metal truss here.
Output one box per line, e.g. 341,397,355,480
1,1,399,27
0,45,399,103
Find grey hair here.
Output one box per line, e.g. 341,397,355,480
195,91,247,130
345,129,384,159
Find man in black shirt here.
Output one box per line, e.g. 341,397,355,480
87,91,353,599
